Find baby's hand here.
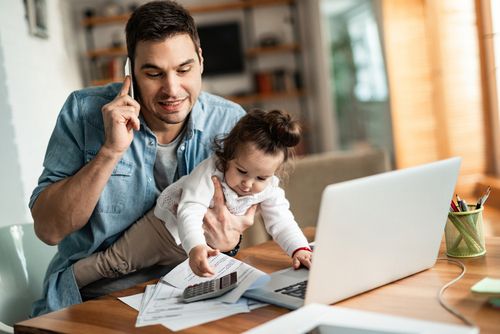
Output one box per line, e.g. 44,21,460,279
292,249,312,269
188,244,220,277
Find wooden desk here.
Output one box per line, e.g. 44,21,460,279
15,229,500,334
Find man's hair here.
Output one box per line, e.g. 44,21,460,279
125,1,201,61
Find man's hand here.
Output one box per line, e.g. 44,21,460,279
101,76,141,157
189,244,219,277
203,176,256,252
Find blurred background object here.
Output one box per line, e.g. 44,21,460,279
1,0,500,227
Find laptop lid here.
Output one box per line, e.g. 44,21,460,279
244,157,461,309
305,157,461,305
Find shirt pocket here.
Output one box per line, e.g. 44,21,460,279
85,150,135,214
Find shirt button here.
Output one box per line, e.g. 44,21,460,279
148,140,154,146
180,145,185,151
148,177,152,182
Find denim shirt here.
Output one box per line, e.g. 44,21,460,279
29,83,244,316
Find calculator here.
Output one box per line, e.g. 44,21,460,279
182,271,238,303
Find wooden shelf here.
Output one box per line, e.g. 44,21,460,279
226,89,304,105
246,43,299,57
81,13,130,27
86,44,298,59
87,47,126,58
81,0,294,27
190,0,294,13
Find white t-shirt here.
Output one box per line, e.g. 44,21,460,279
154,155,309,256
153,135,181,191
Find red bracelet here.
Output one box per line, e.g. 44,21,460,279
292,246,313,258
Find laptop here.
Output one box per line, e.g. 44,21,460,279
244,157,461,309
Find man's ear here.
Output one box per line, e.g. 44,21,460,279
198,48,204,74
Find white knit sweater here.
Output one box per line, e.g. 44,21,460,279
154,155,309,255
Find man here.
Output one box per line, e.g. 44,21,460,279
30,0,253,316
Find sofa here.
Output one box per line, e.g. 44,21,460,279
241,148,389,248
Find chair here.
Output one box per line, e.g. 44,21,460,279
0,224,56,334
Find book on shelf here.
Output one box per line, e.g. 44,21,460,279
91,56,125,83
254,68,298,94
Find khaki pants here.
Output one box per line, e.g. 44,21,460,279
74,208,187,288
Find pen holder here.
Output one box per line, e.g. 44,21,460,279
445,205,486,258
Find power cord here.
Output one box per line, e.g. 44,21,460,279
436,258,476,327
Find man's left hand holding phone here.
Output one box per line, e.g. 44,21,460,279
100,57,141,158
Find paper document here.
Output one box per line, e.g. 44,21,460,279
138,282,248,327
119,284,250,331
117,254,270,331
162,253,269,303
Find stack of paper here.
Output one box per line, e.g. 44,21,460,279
119,253,269,331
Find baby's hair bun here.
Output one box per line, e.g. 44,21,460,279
265,109,301,148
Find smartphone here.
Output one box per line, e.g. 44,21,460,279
182,271,238,303
124,57,135,99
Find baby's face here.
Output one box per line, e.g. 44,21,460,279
225,143,284,196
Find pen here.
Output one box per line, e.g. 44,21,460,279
475,186,491,209
450,200,460,212
456,195,468,212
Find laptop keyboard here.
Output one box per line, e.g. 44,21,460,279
274,280,308,299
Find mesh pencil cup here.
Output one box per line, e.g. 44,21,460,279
445,205,486,258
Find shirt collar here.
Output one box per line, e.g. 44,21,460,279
189,93,206,134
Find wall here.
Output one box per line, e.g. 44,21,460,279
0,0,82,226
381,0,485,194
0,35,25,225
477,0,500,175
